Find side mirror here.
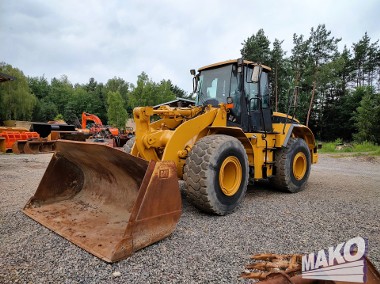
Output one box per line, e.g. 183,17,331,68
251,65,261,83
190,69,196,76
192,75,198,93
237,58,244,73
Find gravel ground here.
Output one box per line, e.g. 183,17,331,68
0,153,379,283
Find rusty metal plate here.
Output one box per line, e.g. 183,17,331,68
23,140,182,262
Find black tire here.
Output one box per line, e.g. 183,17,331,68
122,136,135,154
270,137,311,193
183,135,249,215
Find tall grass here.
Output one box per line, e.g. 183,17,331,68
319,139,380,155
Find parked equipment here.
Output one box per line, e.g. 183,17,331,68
0,123,84,154
81,112,134,147
0,129,36,148
81,112,119,136
0,128,40,153
24,59,319,262
30,122,76,138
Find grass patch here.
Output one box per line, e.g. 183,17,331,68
319,140,380,156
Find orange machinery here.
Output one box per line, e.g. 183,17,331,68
81,112,119,136
0,128,40,153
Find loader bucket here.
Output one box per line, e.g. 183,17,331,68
0,137,6,152
39,140,56,153
23,140,56,154
12,140,27,154
23,140,182,262
23,140,43,154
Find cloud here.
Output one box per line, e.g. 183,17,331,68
1,0,379,93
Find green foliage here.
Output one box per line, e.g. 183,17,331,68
241,29,271,65
241,26,379,143
107,91,128,129
128,72,154,108
319,140,380,155
49,75,74,116
170,83,188,99
270,39,292,112
128,72,176,108
54,114,64,121
35,100,59,121
0,63,36,120
353,87,380,143
0,63,183,125
352,33,380,87
354,141,379,152
301,25,341,127
105,77,130,111
1,25,378,147
318,142,336,153
28,76,50,100
156,79,177,104
84,78,107,122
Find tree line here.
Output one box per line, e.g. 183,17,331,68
1,24,379,143
241,25,380,143
0,65,190,129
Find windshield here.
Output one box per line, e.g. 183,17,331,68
196,65,232,105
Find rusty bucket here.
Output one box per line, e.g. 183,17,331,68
12,140,27,154
23,140,56,154
23,140,182,262
0,137,7,152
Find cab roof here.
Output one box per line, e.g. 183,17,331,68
198,59,271,72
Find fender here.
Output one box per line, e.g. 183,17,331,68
208,126,254,165
284,124,318,163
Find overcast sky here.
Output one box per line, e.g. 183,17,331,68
1,0,379,93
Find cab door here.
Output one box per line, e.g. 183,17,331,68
245,67,272,132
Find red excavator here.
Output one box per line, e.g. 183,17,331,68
81,112,133,147
81,112,119,136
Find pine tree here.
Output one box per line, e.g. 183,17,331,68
353,87,380,143
270,39,290,112
241,29,271,65
306,24,341,127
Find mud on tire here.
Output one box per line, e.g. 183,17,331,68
183,135,249,215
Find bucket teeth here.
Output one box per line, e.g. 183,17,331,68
242,253,302,280
246,260,294,270
240,271,269,280
250,253,293,260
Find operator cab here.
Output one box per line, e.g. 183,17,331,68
192,59,272,133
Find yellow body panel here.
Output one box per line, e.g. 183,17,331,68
131,104,318,180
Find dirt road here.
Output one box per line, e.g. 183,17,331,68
0,153,379,283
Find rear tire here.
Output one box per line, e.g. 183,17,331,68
270,137,311,193
183,135,249,215
122,136,135,154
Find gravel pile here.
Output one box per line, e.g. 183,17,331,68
0,153,379,283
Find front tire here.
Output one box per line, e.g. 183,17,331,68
183,135,249,215
270,137,311,193
122,136,135,154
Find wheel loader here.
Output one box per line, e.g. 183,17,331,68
23,58,318,262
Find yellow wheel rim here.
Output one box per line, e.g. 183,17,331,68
219,156,242,196
293,152,307,180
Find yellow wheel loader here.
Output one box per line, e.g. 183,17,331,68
23,58,318,262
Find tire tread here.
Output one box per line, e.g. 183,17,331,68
183,135,248,215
